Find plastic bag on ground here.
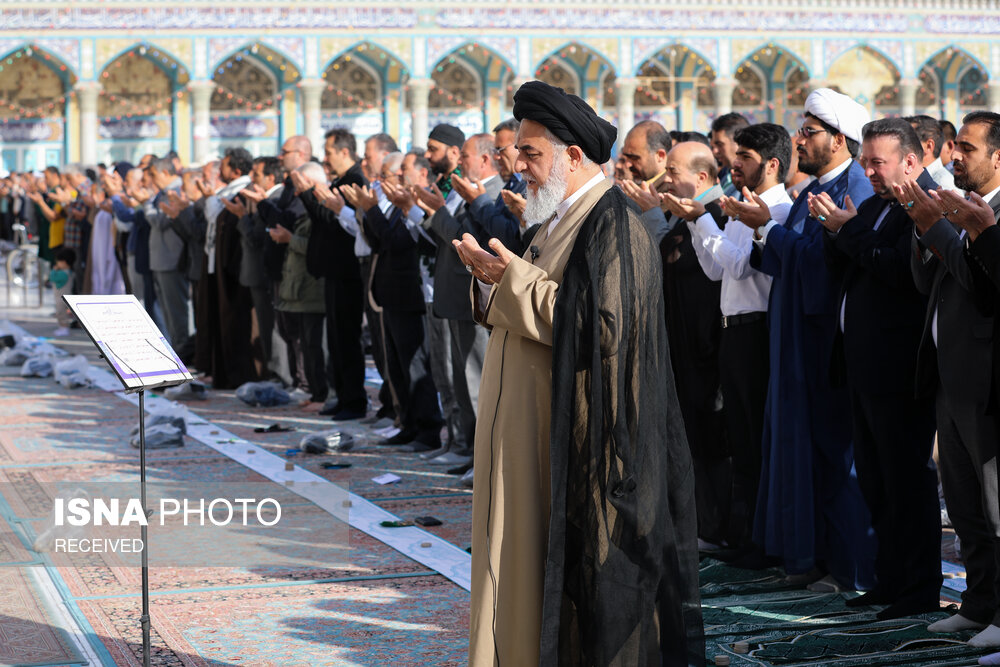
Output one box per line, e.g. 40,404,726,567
163,381,208,401
236,381,290,407
54,355,90,382
0,344,32,366
130,423,184,449
58,371,91,389
130,405,188,437
20,356,53,377
301,430,355,454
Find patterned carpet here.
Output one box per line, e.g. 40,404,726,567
0,311,991,666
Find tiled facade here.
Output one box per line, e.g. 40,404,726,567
1,0,998,169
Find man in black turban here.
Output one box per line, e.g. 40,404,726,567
454,80,703,666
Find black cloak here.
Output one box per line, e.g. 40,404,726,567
540,186,704,665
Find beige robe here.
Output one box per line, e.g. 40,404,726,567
469,179,613,666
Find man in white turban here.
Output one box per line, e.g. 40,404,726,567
720,88,877,593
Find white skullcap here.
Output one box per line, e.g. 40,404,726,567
804,88,870,145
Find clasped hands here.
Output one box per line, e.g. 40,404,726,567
893,180,995,240
452,233,516,285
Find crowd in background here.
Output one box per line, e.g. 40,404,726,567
5,95,1000,656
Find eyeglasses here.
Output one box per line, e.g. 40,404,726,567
492,143,514,156
280,148,300,156
797,126,830,139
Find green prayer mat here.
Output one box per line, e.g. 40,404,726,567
700,559,983,666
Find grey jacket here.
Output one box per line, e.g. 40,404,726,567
425,175,504,321
143,177,186,273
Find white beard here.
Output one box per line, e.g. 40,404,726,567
522,156,568,226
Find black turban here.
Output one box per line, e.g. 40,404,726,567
428,124,466,148
512,80,617,164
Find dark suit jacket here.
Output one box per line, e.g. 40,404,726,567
465,174,528,254
361,204,425,313
911,190,997,410
962,191,1000,410
303,163,368,281
425,176,504,321
824,170,936,396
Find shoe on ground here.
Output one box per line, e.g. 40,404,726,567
698,538,725,552
845,588,894,608
460,467,474,487
875,597,941,620
319,400,341,416
52,327,70,337
374,426,401,439
420,445,451,461
379,430,417,446
287,388,310,403
447,461,474,475
396,440,437,453
331,408,366,421
428,451,472,466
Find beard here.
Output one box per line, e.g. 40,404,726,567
523,156,569,226
797,144,833,176
737,163,765,192
954,160,987,193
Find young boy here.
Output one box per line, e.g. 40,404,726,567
51,247,76,336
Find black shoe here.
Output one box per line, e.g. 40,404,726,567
396,440,437,453
875,597,941,620
447,461,474,475
379,430,418,446
845,589,895,608
729,547,780,571
331,408,366,421
319,402,341,416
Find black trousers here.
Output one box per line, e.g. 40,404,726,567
936,390,1000,625
324,272,366,412
382,308,443,443
718,317,769,548
850,387,940,603
275,310,327,403
250,284,274,373
361,256,396,418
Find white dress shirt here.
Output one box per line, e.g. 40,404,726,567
689,183,792,316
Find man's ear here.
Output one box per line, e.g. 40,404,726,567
566,145,587,170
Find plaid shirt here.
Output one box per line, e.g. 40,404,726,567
64,191,89,250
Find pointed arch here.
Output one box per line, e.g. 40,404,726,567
96,41,190,84
210,42,301,88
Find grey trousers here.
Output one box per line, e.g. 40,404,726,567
425,312,458,446
448,318,487,456
152,269,190,348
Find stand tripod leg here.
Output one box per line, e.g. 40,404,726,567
139,389,151,667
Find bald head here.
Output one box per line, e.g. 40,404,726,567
281,135,313,171
623,120,670,182
665,141,718,200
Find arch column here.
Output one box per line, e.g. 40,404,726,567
188,80,215,165
74,81,101,166
409,77,433,149
900,78,919,117
615,77,638,148
714,77,737,117
299,78,326,158
989,83,1000,113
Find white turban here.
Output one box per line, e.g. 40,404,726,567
804,88,870,145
